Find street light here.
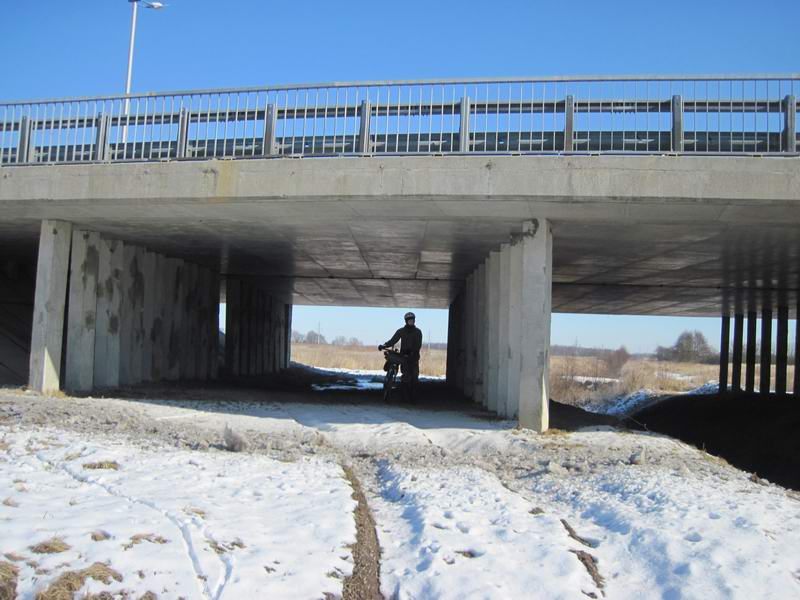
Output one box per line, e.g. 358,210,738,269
123,0,166,143
125,0,166,96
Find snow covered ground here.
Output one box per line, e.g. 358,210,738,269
2,380,800,599
0,427,356,599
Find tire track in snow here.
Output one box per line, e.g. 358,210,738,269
33,448,225,600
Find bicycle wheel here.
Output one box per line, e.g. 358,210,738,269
383,367,396,402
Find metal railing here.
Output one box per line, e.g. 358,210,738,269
1,76,798,165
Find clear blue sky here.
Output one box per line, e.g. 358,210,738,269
5,0,798,353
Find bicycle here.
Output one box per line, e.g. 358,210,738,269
380,346,405,402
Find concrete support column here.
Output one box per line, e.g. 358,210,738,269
497,244,511,415
745,311,757,393
166,259,183,381
94,238,123,388
775,306,789,396
65,230,100,392
446,297,458,386
284,303,293,369
795,302,800,395
474,263,486,406
719,315,730,394
505,241,523,418
760,309,772,394
225,278,241,376
29,220,73,393
486,251,501,413
463,273,475,398
731,313,744,392
513,219,552,431
140,251,156,382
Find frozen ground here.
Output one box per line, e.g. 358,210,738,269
1,378,799,599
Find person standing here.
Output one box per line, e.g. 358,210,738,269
378,312,423,403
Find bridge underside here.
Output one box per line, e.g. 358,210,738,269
1,155,798,429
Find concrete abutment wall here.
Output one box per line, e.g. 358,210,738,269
447,219,552,431
28,220,223,394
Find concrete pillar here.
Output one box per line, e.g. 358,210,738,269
719,315,730,394
776,306,789,395
497,244,511,415
745,311,757,393
198,267,211,380
209,271,220,379
514,219,552,432
130,246,145,384
65,230,100,392
150,254,165,382
505,241,523,418
29,220,73,393
760,309,772,394
486,251,501,413
118,245,135,385
463,273,475,398
94,238,123,388
284,303,293,369
180,262,197,380
474,263,486,406
446,299,457,385
731,313,744,392
140,251,156,382
795,303,800,395
225,278,241,376
166,259,183,381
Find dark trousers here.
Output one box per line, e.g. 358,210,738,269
400,359,419,403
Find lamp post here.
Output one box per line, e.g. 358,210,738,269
123,1,166,143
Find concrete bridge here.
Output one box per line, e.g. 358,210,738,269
1,76,799,430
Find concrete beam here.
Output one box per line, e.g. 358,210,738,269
775,306,789,396
760,309,772,394
29,220,72,393
94,238,123,388
515,219,552,431
65,230,100,392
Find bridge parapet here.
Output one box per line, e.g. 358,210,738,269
1,75,798,165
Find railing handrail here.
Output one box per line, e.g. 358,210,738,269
2,74,799,106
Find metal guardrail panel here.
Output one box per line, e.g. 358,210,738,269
1,76,798,165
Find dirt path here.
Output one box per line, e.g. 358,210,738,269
341,465,384,600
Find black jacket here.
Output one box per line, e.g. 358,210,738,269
384,325,423,361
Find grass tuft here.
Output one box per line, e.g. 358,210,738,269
122,534,168,551
29,538,70,555
90,531,111,542
2,498,19,508
34,562,122,600
0,561,19,600
82,461,120,471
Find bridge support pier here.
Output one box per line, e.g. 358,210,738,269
28,221,221,394
224,278,290,377
453,220,551,430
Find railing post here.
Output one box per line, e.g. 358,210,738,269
17,116,33,163
177,108,189,158
671,95,683,152
782,95,796,153
358,99,371,153
262,104,277,157
563,95,574,152
94,113,110,161
459,96,471,152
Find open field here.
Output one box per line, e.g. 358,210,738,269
292,342,447,376
293,344,796,408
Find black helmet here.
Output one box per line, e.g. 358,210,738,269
404,311,416,322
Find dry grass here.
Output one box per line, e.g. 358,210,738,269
208,538,245,555
2,498,19,508
34,562,122,600
29,538,70,555
0,561,19,600
122,534,168,551
90,531,111,542
292,342,447,376
82,461,120,471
